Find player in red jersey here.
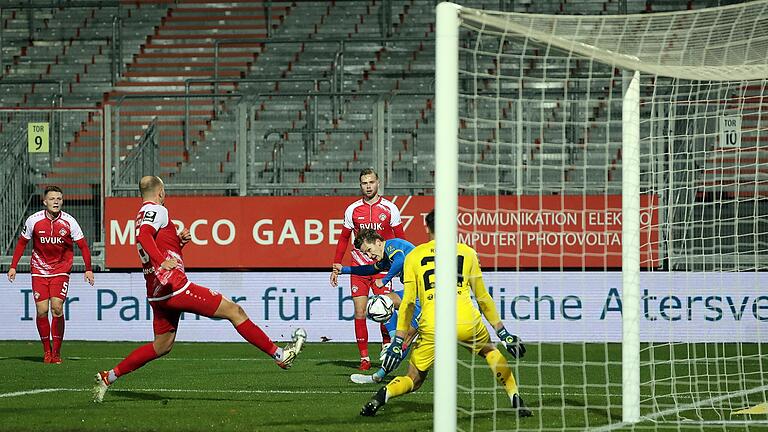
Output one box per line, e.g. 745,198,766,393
92,176,306,403
7,185,95,364
330,168,406,370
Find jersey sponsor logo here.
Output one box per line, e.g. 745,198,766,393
59,228,67,236
40,237,65,244
359,222,384,231
143,211,157,222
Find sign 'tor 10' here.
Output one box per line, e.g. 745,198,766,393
720,116,741,148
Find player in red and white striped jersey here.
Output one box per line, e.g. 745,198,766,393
92,176,306,403
7,185,95,364
330,168,406,371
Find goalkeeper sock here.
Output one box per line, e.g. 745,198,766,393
236,319,278,356
354,318,369,358
485,349,519,397
35,316,51,354
384,375,414,401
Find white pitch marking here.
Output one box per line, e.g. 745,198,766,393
0,387,649,399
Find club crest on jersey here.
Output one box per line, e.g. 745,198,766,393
143,211,157,222
59,228,67,236
378,213,387,221
351,284,360,294
34,291,40,300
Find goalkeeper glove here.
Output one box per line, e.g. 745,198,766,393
497,327,526,359
381,335,404,373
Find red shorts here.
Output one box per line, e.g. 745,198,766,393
149,282,224,335
350,274,392,298
31,275,70,302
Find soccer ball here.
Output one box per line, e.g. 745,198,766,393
366,295,394,323
292,327,307,342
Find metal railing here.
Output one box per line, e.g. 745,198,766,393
0,124,33,255
211,37,432,119
183,77,332,152
113,117,159,193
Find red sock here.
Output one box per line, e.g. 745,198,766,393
380,323,391,345
235,320,278,356
36,316,51,354
354,318,369,358
51,316,65,356
114,343,159,377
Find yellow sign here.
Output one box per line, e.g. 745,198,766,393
28,122,49,153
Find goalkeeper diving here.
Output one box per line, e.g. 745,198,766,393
360,210,532,417
331,229,420,384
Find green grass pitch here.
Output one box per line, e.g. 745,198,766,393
0,341,765,431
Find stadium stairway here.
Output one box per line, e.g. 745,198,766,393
1,3,166,197
50,0,293,195
183,1,388,191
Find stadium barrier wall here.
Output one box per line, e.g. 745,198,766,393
1,272,765,342
105,195,658,269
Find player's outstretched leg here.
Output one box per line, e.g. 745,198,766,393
360,387,388,416
485,348,532,418
360,375,415,416
213,294,305,369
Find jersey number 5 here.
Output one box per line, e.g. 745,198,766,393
420,255,466,290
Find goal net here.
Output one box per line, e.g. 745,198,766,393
434,2,768,430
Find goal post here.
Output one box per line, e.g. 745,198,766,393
621,69,641,424
435,1,768,430
434,3,460,432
